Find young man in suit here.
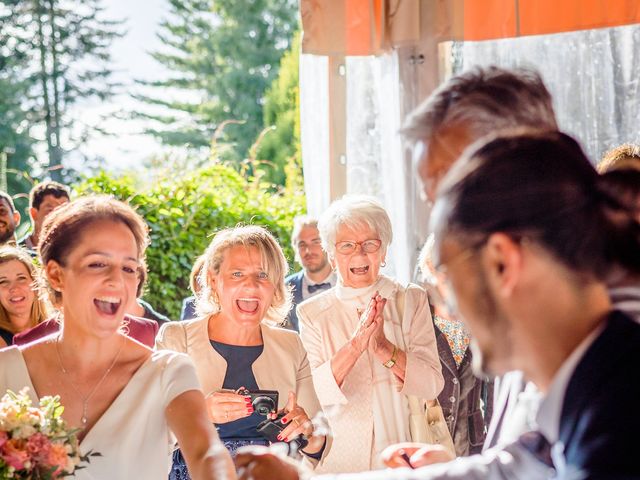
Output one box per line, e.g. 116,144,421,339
284,216,336,331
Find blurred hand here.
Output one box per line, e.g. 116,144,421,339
206,388,253,424
382,442,455,469
235,446,301,480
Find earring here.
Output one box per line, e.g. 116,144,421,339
381,261,387,267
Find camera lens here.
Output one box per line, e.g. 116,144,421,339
252,395,276,416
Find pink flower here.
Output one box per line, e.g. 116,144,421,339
26,432,52,461
47,443,69,475
1,438,30,470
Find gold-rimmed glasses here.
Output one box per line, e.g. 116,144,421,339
335,239,382,255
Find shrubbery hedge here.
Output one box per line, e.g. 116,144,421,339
75,165,305,319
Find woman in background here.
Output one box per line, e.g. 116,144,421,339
0,246,49,347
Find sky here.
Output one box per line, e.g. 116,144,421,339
69,0,173,172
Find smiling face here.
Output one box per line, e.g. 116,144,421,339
45,219,140,338
31,194,69,236
210,244,276,329
333,223,386,289
295,225,329,274
0,260,36,331
0,198,20,244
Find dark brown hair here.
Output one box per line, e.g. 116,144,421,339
29,181,71,210
39,195,149,304
433,130,640,280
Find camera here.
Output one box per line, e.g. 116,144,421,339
237,388,308,454
237,388,278,416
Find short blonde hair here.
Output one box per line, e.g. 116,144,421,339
598,143,640,173
0,247,50,334
318,195,393,258
197,225,292,323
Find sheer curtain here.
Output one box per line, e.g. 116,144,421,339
454,24,640,163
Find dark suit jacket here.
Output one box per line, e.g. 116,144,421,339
12,315,159,348
285,270,304,332
558,311,640,479
434,323,493,456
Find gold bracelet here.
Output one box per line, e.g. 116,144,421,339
382,344,398,368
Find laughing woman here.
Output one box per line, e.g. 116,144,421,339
0,196,235,480
297,195,444,473
156,226,328,480
0,246,49,347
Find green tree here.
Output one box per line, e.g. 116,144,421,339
254,31,301,186
136,0,298,163
1,0,123,182
75,163,305,319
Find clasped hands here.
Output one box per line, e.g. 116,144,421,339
350,292,390,357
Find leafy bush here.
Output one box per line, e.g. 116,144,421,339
75,165,305,319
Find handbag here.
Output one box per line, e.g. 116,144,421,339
396,286,456,456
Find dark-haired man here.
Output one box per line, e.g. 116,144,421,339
19,181,70,252
0,191,21,246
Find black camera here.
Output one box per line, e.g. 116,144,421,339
237,388,308,453
237,388,279,416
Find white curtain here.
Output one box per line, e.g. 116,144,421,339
299,53,331,217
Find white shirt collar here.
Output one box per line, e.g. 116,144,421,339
536,323,605,444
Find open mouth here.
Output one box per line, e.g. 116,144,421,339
94,296,121,315
236,298,260,314
9,296,26,304
350,265,370,275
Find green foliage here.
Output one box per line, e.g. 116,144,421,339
136,0,298,163
75,164,305,319
254,31,302,186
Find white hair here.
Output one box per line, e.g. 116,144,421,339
318,195,393,257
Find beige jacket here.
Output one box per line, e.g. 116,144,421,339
298,276,443,473
155,317,329,465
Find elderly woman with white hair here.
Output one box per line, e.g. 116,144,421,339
297,195,444,473
156,225,328,479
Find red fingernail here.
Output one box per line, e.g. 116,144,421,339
283,437,289,442
277,434,282,440
281,417,288,423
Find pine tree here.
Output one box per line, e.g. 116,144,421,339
137,0,298,163
1,0,123,182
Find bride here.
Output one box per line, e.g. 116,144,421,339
0,196,235,480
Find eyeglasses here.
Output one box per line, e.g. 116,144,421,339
335,239,382,255
430,240,487,316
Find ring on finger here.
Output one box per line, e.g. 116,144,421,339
293,417,301,427
225,410,229,420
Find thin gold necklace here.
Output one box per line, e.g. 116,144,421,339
55,334,125,427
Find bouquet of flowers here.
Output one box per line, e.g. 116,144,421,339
0,388,97,479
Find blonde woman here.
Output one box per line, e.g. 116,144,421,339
0,246,49,347
156,225,328,479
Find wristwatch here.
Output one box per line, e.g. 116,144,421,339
382,345,398,368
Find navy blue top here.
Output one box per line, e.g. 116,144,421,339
0,328,13,346
211,341,265,440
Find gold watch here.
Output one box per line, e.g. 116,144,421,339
382,345,398,368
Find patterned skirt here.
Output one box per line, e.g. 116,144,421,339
169,438,270,480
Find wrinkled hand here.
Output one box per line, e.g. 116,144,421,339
367,296,388,354
235,445,301,480
350,293,384,353
271,391,314,443
381,442,455,469
206,388,253,424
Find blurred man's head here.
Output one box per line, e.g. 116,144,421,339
402,66,558,201
291,216,329,275
0,192,20,245
29,181,70,243
598,143,640,174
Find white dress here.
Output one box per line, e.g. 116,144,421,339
0,346,201,480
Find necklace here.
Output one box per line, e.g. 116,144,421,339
54,335,125,427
